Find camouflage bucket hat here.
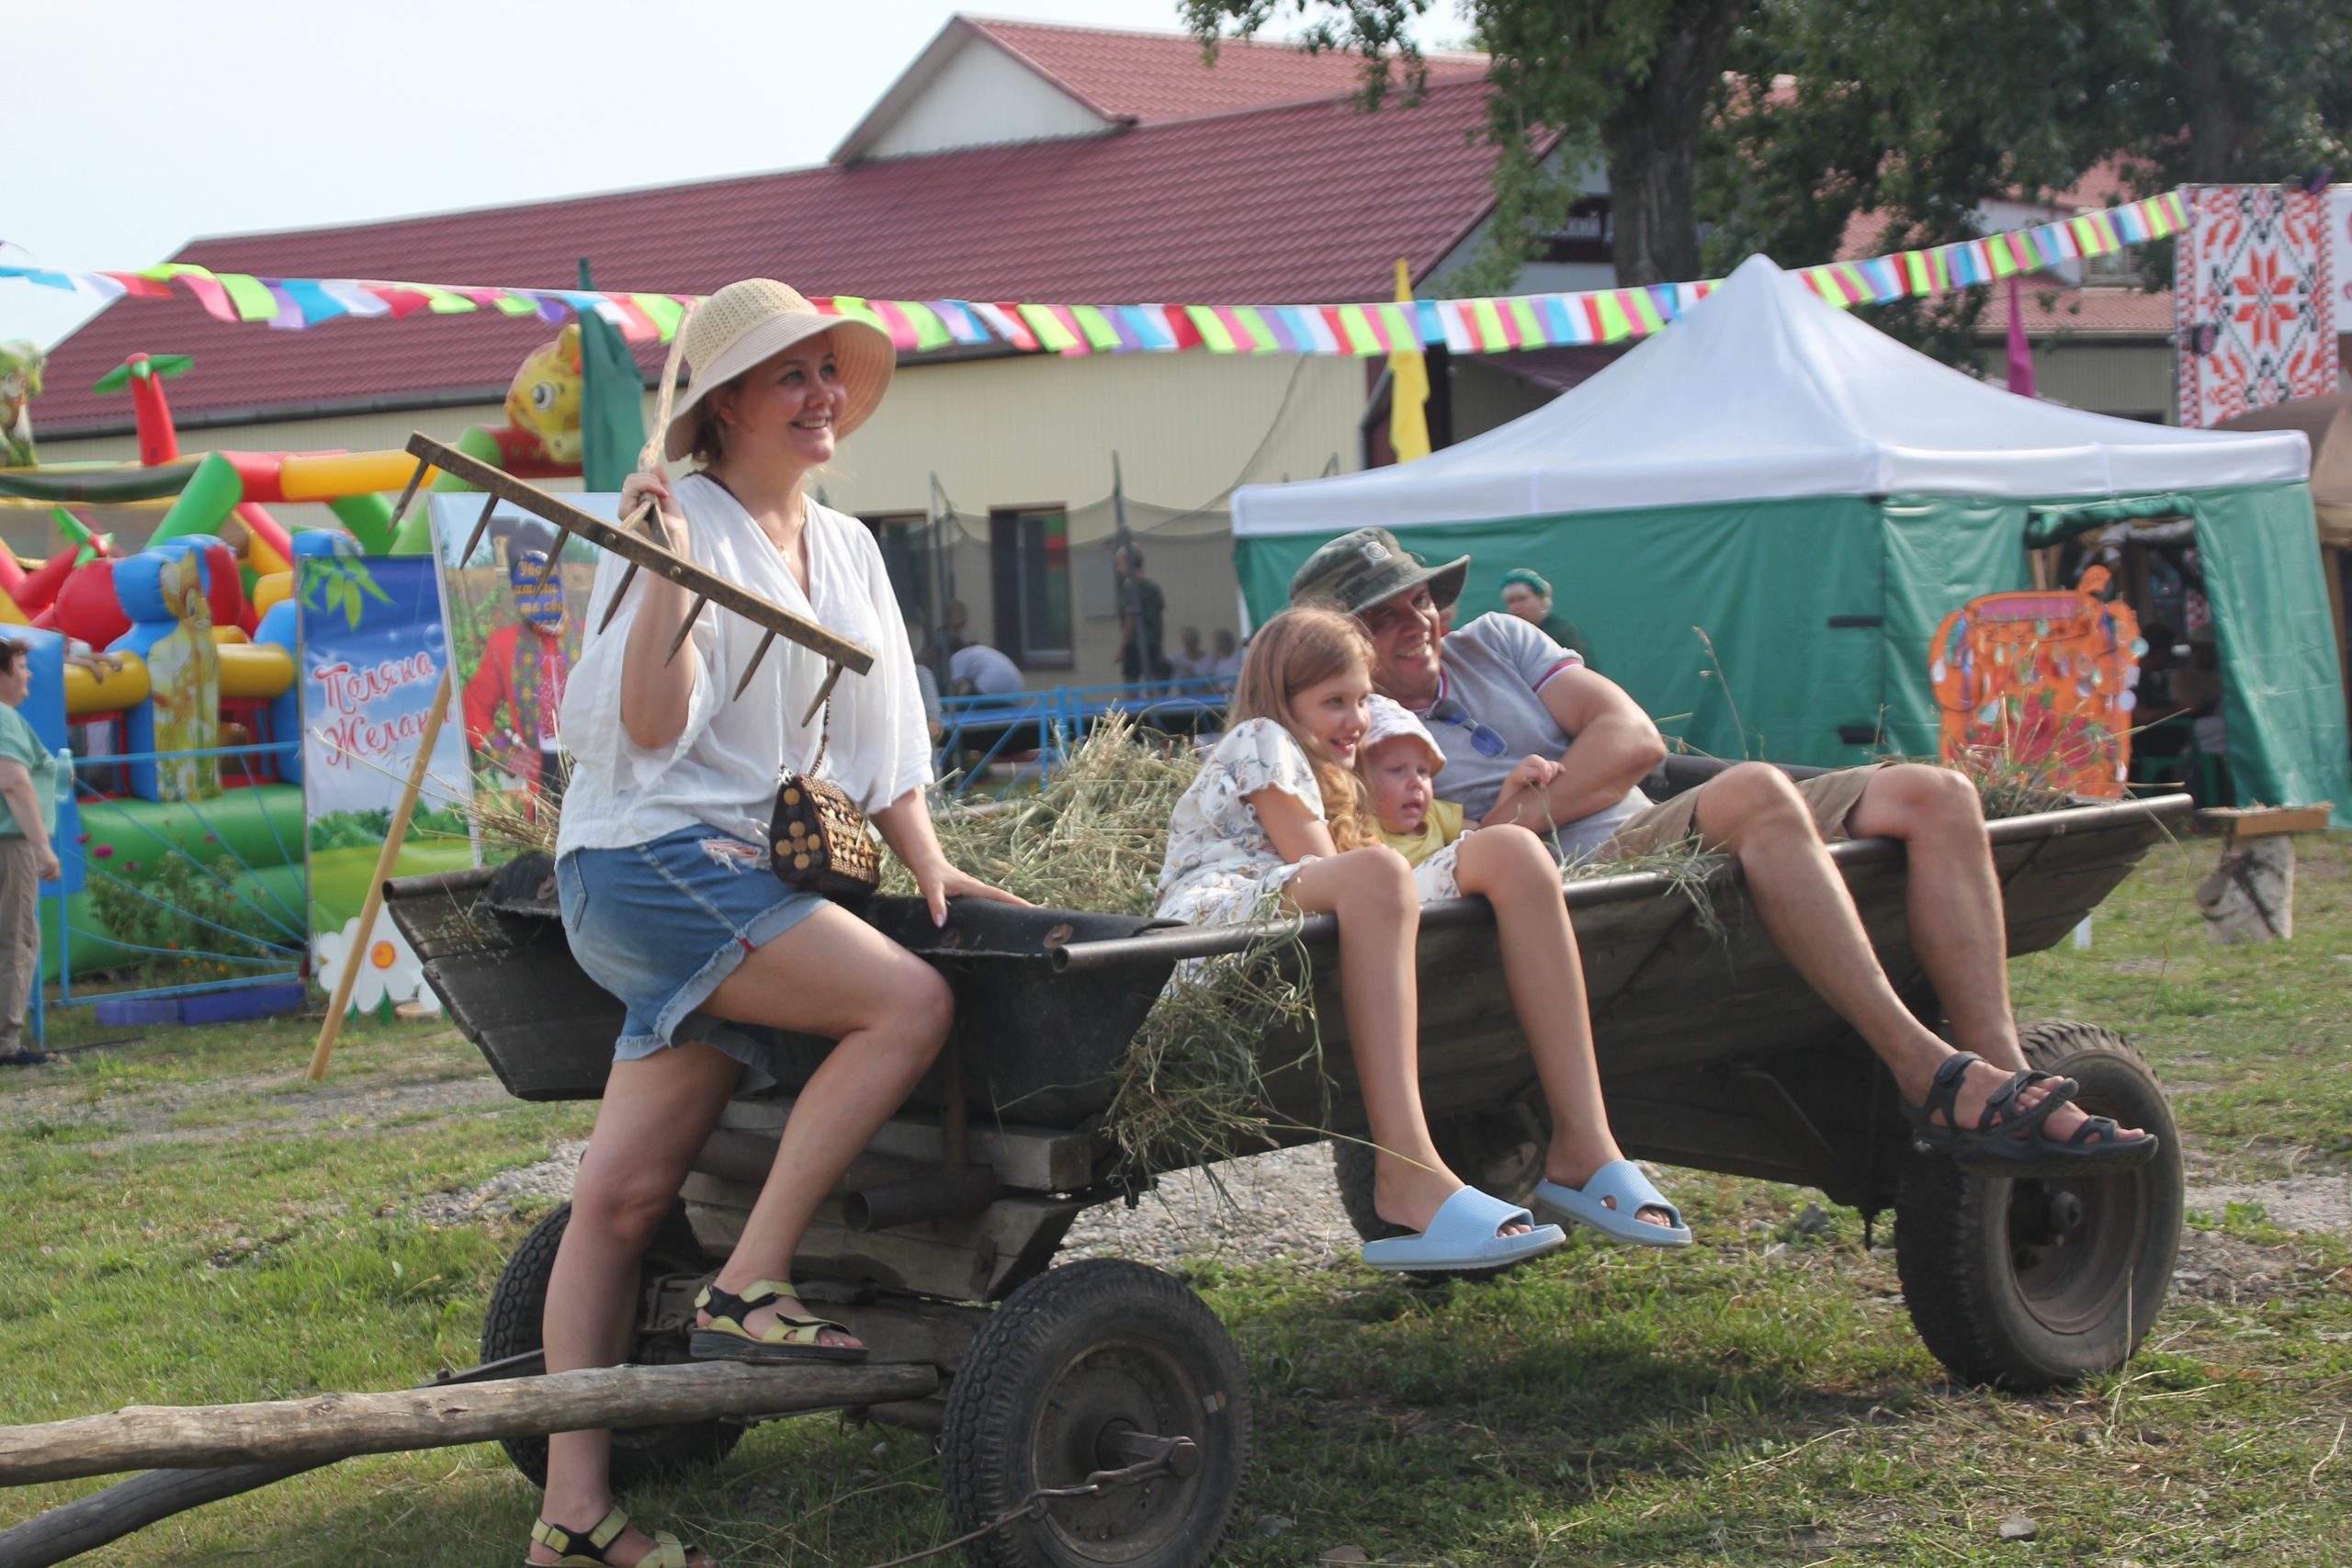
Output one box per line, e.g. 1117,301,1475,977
1287,526,1470,615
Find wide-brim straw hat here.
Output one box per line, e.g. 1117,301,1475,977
658,279,895,462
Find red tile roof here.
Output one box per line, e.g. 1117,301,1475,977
39,79,1504,438
966,16,1486,124
1979,279,2176,339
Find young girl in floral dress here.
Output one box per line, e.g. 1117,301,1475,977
1155,607,1564,1272
1157,607,1689,1262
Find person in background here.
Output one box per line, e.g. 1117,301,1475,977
1115,545,1170,686
1169,626,1215,682
1499,568,1588,657
463,524,579,814
919,599,969,687
905,619,944,743
1210,627,1245,687
0,640,60,1067
2173,628,2228,795
949,640,1024,697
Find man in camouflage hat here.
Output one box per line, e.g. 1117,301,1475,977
1290,526,2153,1171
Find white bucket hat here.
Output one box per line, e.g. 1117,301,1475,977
1363,694,1445,772
651,278,896,464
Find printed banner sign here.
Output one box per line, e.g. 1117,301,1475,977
1931,568,2143,798
2175,186,2339,427
298,553,472,1016
427,492,612,834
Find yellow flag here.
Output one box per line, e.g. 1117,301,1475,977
1388,256,1431,462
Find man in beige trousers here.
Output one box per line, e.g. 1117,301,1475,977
0,639,60,1066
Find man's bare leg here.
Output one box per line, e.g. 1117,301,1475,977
1846,764,2140,1145
1690,763,2059,1128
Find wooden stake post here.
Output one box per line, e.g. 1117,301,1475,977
305,671,453,1080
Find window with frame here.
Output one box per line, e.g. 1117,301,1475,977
989,507,1071,668
861,512,933,632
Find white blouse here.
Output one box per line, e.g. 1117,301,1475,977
555,474,933,854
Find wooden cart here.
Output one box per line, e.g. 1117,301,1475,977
387,760,2193,1568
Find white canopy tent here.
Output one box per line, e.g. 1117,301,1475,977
1228,255,2346,817
1233,254,2308,536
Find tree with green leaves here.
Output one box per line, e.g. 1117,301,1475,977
1186,0,2350,317
1184,0,1747,288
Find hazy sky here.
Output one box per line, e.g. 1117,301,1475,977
9,0,1451,349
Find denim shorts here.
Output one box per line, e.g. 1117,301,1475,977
556,825,830,1089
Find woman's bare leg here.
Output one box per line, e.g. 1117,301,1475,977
1448,827,1670,1228
699,902,955,1332
537,1045,740,1567
1283,845,1524,1235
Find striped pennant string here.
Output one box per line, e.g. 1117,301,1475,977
1537,294,1586,345
262,282,306,331
631,294,686,342
970,302,1038,352
1069,304,1123,352
274,278,350,327
5,182,2199,361
141,265,240,323
1251,307,1303,354
1223,306,1276,353
1436,300,1476,354
927,300,989,346
866,299,924,351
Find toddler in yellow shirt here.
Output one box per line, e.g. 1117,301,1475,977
1360,696,1463,867
1362,695,1566,900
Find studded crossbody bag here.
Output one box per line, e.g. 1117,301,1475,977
768,699,881,901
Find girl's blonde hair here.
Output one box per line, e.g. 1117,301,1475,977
1229,607,1381,850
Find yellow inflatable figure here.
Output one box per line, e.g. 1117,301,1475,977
503,324,584,469
147,550,220,802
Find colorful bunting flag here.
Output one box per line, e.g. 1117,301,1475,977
0,190,2192,363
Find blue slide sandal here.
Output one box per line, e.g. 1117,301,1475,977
1361,1186,1566,1274
1532,1160,1693,1247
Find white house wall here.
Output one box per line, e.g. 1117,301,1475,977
863,35,1111,160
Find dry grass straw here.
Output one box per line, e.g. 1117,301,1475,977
882,711,1194,913
1102,908,1326,1186
456,788,560,859
888,714,1327,1180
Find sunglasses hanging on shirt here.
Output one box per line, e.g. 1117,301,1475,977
1428,695,1509,758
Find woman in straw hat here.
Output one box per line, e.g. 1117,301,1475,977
534,280,1023,1568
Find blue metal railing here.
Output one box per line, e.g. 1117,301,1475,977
933,677,1231,798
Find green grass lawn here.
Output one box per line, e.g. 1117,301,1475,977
0,832,2346,1564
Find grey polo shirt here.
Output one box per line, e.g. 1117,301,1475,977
1411,614,1650,863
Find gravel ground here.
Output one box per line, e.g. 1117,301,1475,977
405,1137,1364,1263
1060,1144,1362,1268
412,1139,585,1225
2181,1174,2351,1233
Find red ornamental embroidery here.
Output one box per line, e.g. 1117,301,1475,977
2177,186,2338,428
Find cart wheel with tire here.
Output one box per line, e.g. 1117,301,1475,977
1894,1021,2183,1388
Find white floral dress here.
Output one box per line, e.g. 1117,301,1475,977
1154,719,1326,926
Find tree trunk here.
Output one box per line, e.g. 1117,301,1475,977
0,1360,937,1487
2170,2,2252,182
1601,0,1746,284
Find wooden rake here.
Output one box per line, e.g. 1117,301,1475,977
401,432,875,719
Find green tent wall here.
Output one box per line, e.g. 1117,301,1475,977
1237,480,2348,817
